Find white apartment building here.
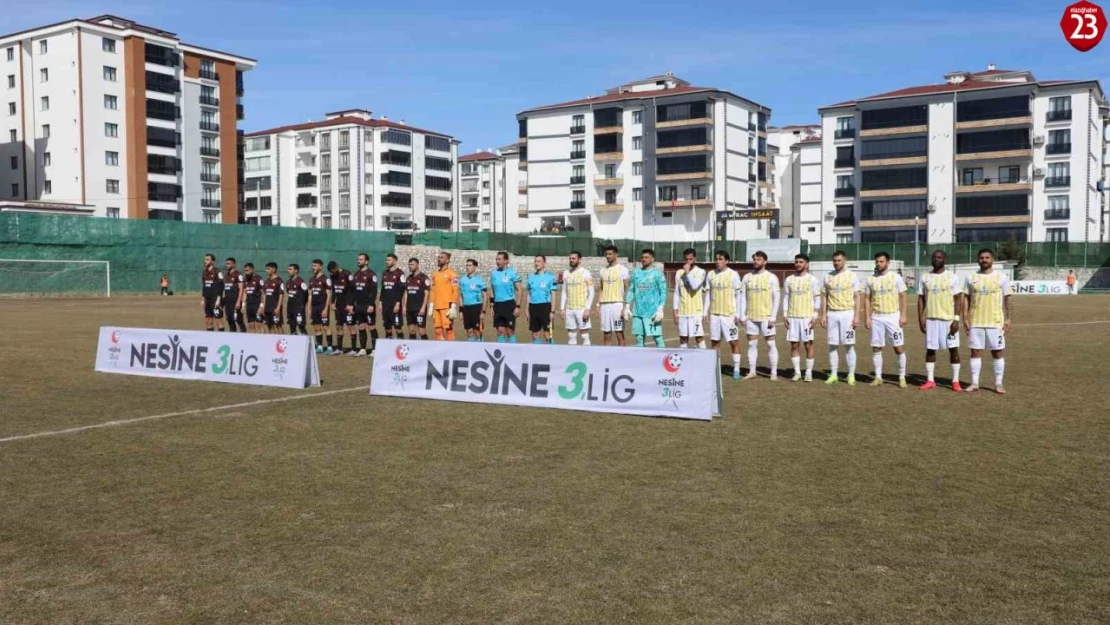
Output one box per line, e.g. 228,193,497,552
499,142,540,233
516,74,774,242
816,65,1107,244
792,136,825,241
456,151,504,231
0,15,255,223
768,125,820,238
242,109,458,232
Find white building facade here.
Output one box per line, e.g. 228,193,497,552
768,125,820,239
516,74,774,242
816,66,1107,244
242,109,458,232
456,151,504,231
0,15,255,223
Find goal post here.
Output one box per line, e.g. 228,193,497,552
0,259,111,297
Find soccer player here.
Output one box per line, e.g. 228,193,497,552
201,253,221,331
597,244,630,346
307,259,334,354
285,263,308,335
964,248,1012,394
706,251,744,380
349,253,379,356
380,254,406,340
402,258,431,340
918,250,964,391
459,259,487,342
262,262,285,334
782,253,822,382
864,251,908,388
739,251,781,380
430,252,460,341
220,257,247,333
626,248,667,348
489,251,522,343
242,263,264,333
673,248,707,349
560,251,594,346
821,251,861,385
525,255,558,345
327,261,353,354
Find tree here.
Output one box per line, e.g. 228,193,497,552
996,234,1026,278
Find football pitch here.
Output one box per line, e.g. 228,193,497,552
1,295,1108,624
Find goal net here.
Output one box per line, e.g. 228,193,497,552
0,259,111,297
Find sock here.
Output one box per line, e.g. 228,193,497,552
873,352,883,378
654,336,665,348
828,347,839,375
359,329,368,350
951,363,961,382
993,358,1005,387
435,328,445,340
731,353,741,371
568,333,577,345
238,318,247,332
846,346,857,376
420,334,428,340
805,358,814,377
767,343,779,375
969,357,982,385
315,334,323,347
370,329,379,352
792,356,801,375
498,335,506,343
679,342,688,349
897,353,907,378
635,335,645,347
533,338,542,344
926,362,936,382
226,323,236,333
336,333,345,351
748,339,759,372
582,335,591,346
696,340,706,349
207,327,213,332
509,335,517,343
326,334,333,347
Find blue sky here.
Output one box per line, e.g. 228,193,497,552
6,0,1108,151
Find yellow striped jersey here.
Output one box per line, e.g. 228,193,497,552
824,270,860,312
784,274,822,319
673,267,707,316
966,271,1010,328
920,270,964,321
563,267,593,310
599,265,629,303
866,271,907,315
708,268,741,316
743,271,780,320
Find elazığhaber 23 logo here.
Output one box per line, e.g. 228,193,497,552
126,334,260,377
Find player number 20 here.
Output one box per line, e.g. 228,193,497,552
727,327,739,340
1072,13,1100,39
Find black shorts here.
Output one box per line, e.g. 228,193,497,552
264,309,282,328
493,301,516,329
246,301,263,323
528,303,552,333
333,299,348,325
311,304,329,326
203,296,219,318
223,301,241,323
406,309,427,329
287,308,306,327
462,304,483,331
381,301,402,329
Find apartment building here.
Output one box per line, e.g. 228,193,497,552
0,15,255,222
456,151,504,231
242,109,458,232
817,65,1107,244
768,125,820,238
516,73,773,242
791,137,825,241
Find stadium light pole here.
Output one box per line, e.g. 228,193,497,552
913,215,920,290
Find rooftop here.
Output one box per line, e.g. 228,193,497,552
519,74,768,116
459,151,499,162
246,114,454,139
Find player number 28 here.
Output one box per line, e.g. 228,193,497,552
1072,13,1100,39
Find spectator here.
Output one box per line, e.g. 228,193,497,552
160,274,169,296
1066,270,1078,295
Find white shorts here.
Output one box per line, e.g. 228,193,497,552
870,313,905,348
600,302,625,333
710,315,740,342
968,327,1006,351
678,315,704,338
744,319,776,338
786,318,816,343
565,308,592,331
826,310,857,346
925,318,960,350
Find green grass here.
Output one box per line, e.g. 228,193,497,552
1,296,1108,624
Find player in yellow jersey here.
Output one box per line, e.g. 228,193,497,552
739,251,781,380
673,247,707,349
560,251,595,345
782,253,822,382
864,251,908,388
918,250,964,391
821,251,861,385
705,251,744,380
596,244,630,346
964,248,1012,394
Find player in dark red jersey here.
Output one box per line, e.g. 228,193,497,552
220,257,247,332
347,252,379,356
285,263,309,335
327,261,353,354
242,263,264,333
201,253,221,331
262,262,285,334
308,259,334,354
402,258,431,340
379,253,406,340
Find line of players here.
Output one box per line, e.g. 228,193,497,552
199,243,1012,393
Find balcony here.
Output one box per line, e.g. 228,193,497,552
593,125,622,135
955,144,1032,162
518,205,528,216
519,161,528,170
1045,176,1071,188
200,198,221,209
748,173,756,182
1046,143,1071,155
460,186,479,194
296,199,317,209
296,176,318,189
955,111,1032,131
149,193,180,203
835,128,855,140
657,170,712,181
199,70,218,81
1044,209,1071,220
834,186,856,198
200,172,221,183
570,200,586,210
955,178,1031,194
659,196,712,208
656,116,713,129
595,202,624,212
1046,109,1072,123
656,143,712,156
860,107,929,137
518,181,528,192
570,150,586,160
747,198,756,208
199,95,219,107
237,104,244,121
834,157,855,169
200,121,220,133
594,151,623,161
834,215,855,227
594,175,623,185
748,148,756,157
570,175,586,185
570,124,586,134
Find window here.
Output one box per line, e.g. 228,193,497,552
1047,162,1070,180
482,180,490,189
261,216,273,226
104,95,117,109
837,233,854,244
633,188,642,201
573,139,584,152
6,75,12,89
837,116,854,132
339,173,349,191
40,96,48,111
107,207,120,218
103,66,117,82
321,153,331,169
364,172,373,185
105,122,118,137
572,114,585,130
340,194,350,210
5,48,12,62
1049,96,1071,113
382,129,411,146
41,124,49,138
1049,195,1070,211
339,130,349,149
339,214,350,230
633,136,642,150
339,151,349,169
633,162,642,176
320,133,331,150
321,195,332,210
998,166,1020,184
1047,129,1071,153
321,174,331,191
39,68,48,83
200,59,216,78
245,136,270,152
691,184,707,200
105,151,119,166
102,38,116,53
8,156,15,169
961,168,984,186
572,164,584,178
39,40,48,55
572,190,585,203
8,129,15,142
106,179,119,193
10,183,18,197
43,152,50,167
483,196,491,205
1046,228,1068,242
7,102,14,116
836,174,853,189
43,180,51,194
425,135,450,151
632,110,642,124
203,212,217,224
244,156,271,172
659,186,678,201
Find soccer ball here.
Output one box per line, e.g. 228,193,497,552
398,344,410,358
666,353,683,370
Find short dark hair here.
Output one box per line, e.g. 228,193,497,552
641,248,655,258
716,250,731,261
977,248,995,258
832,250,847,259
794,253,809,262
874,251,891,261
289,263,300,272
569,250,582,259
535,254,546,261
357,253,369,262
265,262,277,270
752,251,768,261
312,258,324,266
682,248,697,258
226,257,236,263
496,251,509,260
466,258,478,266
244,262,254,269
204,253,215,262
440,251,452,260
932,249,947,258
386,253,397,261
408,257,420,264
326,261,338,271
603,244,618,254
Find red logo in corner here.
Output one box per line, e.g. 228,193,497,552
1062,1,1106,52
110,331,121,344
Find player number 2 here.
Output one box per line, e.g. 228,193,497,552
1072,13,1100,39
845,329,855,341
